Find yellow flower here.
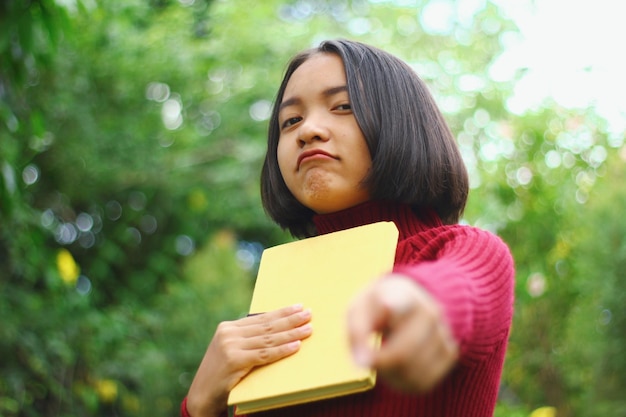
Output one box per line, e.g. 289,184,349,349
530,406,556,417
187,189,208,212
95,379,118,403
56,249,80,285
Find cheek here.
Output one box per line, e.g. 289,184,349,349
356,142,373,176
276,142,291,183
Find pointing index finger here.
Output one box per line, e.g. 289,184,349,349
347,284,392,367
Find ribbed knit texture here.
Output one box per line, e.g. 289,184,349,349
182,200,514,417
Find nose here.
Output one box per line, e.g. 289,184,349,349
297,115,330,147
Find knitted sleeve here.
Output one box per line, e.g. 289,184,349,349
393,225,515,364
181,397,191,417
180,397,229,417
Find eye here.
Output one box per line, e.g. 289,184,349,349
334,103,352,111
281,116,302,129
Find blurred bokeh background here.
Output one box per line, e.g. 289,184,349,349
1,0,624,416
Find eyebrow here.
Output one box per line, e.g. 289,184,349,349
279,85,348,112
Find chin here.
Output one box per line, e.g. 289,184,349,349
308,198,370,215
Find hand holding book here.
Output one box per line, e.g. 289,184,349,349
186,304,313,417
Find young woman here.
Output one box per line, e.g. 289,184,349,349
182,39,514,417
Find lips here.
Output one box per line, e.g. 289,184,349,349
297,149,336,169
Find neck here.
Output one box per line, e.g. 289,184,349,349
312,200,442,239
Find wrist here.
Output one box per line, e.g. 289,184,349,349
185,391,229,417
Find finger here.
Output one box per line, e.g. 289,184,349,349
239,305,312,337
210,306,311,367
377,315,458,392
378,327,440,392
408,329,458,391
352,278,423,364
347,276,424,366
240,303,307,326
210,319,312,385
347,284,393,367
243,321,313,351
242,337,306,368
424,343,459,390
424,319,459,384
214,337,306,392
373,312,434,370
373,285,443,368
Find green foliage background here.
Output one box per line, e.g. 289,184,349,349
1,1,624,416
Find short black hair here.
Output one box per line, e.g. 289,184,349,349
261,39,468,238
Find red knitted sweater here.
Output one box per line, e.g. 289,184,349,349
182,200,515,417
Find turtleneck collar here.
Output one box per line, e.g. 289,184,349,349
312,200,443,240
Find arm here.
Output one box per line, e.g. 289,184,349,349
348,274,459,392
347,226,514,390
184,304,313,417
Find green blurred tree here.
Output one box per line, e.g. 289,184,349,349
471,103,625,417
561,152,626,416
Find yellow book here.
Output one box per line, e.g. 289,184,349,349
227,221,399,414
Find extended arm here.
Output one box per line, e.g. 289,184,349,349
347,226,514,391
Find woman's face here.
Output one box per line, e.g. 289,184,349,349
276,53,372,214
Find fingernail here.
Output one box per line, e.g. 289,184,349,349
288,340,302,350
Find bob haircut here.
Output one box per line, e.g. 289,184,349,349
261,39,469,238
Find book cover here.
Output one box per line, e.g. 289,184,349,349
227,221,399,414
